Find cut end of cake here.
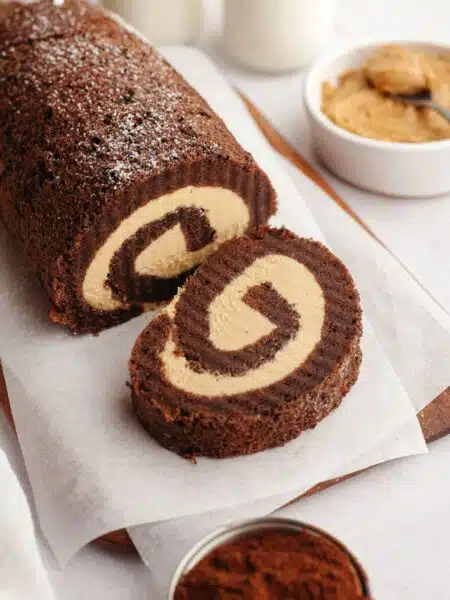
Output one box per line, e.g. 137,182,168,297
0,0,277,334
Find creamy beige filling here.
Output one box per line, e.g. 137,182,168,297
160,254,325,396
82,186,250,311
323,46,450,143
363,45,428,95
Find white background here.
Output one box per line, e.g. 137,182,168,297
2,1,450,598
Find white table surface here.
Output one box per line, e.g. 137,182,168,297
2,1,449,598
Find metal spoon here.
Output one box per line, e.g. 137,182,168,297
389,89,450,122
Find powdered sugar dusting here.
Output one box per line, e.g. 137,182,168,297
0,0,93,45
1,6,227,192
102,7,150,45
0,0,244,257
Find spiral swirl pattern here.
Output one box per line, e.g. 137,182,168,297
130,229,363,458
82,186,250,311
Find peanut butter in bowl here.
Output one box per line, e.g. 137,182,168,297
322,45,450,143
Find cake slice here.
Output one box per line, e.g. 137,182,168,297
129,228,363,458
0,1,276,333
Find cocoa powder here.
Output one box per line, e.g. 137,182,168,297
174,528,370,599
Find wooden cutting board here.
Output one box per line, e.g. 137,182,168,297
1,92,449,553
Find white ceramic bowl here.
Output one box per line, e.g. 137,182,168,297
304,41,450,197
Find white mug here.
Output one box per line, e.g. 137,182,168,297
224,0,336,73
102,0,203,46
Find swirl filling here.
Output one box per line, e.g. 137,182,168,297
162,254,325,396
82,186,250,311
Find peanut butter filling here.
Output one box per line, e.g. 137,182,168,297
364,44,428,95
82,186,250,311
322,45,450,143
160,254,325,396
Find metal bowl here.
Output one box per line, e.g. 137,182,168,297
168,517,371,599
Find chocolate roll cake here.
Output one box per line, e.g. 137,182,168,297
0,1,276,333
130,228,363,459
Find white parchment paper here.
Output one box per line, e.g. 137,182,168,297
0,48,436,565
322,169,450,315
129,413,424,597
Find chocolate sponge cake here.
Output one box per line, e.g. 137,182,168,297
0,1,276,333
129,228,363,459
